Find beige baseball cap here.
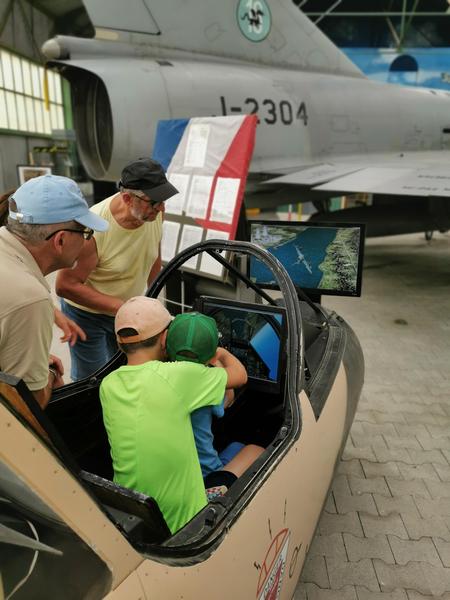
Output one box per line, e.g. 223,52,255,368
115,297,172,343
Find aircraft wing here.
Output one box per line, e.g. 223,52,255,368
263,151,450,198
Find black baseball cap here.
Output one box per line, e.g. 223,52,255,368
118,158,178,203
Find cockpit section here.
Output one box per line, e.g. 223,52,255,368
0,240,355,558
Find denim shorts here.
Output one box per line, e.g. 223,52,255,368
218,441,245,466
60,299,118,381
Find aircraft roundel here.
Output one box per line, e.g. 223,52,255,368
237,0,271,42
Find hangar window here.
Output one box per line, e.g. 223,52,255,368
0,48,65,136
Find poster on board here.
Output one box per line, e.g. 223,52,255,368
153,114,257,278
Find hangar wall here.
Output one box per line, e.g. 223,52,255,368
0,0,63,191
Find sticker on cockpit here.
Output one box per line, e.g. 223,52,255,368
257,528,290,600
237,0,271,43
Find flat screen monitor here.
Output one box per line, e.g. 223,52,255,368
248,220,365,297
196,297,286,394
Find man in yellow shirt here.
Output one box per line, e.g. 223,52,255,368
56,158,178,380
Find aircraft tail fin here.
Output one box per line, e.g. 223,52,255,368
82,0,363,78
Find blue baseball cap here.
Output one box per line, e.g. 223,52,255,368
9,174,108,232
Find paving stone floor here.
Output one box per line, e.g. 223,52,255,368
294,232,450,600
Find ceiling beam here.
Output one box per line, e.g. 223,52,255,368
314,0,344,25
0,0,15,37
303,12,449,16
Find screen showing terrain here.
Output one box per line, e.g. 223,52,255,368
199,299,285,388
249,221,365,297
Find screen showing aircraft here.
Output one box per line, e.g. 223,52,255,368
249,221,365,297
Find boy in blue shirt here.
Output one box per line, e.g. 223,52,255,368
166,312,264,490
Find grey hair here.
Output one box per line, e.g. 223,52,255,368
119,186,145,198
7,216,78,245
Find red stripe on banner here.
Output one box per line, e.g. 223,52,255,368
194,114,257,238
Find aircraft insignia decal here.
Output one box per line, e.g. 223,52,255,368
237,0,271,42
257,528,290,600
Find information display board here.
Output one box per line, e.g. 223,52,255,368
153,115,257,278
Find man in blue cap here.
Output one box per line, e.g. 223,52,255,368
0,174,108,409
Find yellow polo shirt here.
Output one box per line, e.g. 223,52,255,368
0,227,54,391
67,195,162,315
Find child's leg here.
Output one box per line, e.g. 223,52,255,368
218,441,245,466
222,444,264,478
204,445,264,494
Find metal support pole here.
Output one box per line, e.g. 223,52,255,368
303,11,447,17
386,16,401,48
17,0,41,61
402,0,421,49
0,0,14,37
314,0,343,25
399,0,408,52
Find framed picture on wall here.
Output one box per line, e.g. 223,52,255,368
17,165,52,185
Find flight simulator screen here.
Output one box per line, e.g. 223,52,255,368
248,221,365,297
197,298,286,392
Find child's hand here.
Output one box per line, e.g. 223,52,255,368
212,347,227,364
224,389,235,408
208,348,224,367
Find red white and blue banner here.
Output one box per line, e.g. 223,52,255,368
153,115,257,276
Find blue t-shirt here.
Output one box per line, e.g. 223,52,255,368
191,399,225,477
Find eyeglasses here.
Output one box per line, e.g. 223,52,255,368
45,228,94,241
131,192,164,207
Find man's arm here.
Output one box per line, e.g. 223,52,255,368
211,348,247,389
32,362,64,409
55,239,124,315
0,302,60,409
147,246,162,288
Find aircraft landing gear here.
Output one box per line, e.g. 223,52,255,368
425,230,433,241
312,198,331,213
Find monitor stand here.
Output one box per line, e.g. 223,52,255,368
302,291,322,305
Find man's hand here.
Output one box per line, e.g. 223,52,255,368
54,307,87,346
49,354,64,376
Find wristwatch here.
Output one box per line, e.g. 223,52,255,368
49,366,59,382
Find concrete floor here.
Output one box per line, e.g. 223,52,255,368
47,231,450,598
295,232,450,599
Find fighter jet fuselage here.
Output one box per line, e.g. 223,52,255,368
42,0,450,236
44,36,450,183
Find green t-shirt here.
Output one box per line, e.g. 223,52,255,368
100,360,227,534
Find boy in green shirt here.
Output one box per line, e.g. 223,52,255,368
100,296,247,534
166,312,264,492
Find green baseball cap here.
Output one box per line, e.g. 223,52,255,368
166,312,218,364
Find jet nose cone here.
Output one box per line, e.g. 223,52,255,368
42,38,67,60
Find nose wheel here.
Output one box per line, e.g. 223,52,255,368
425,230,433,241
